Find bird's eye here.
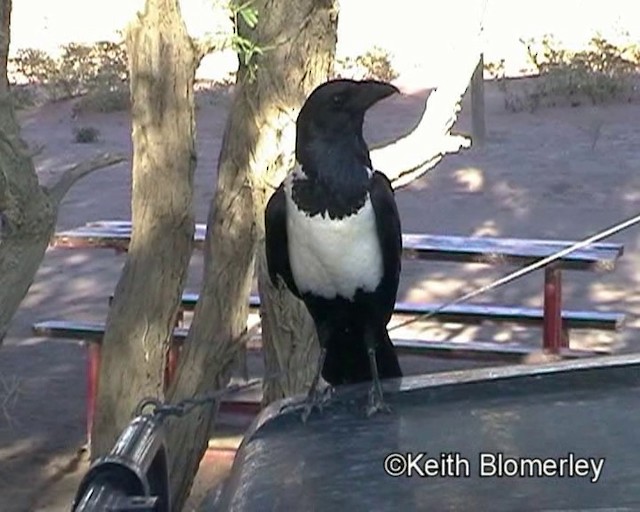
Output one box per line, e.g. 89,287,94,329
332,93,345,107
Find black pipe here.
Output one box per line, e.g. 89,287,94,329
72,413,170,511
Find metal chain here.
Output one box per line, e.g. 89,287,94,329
167,379,258,420
136,376,273,423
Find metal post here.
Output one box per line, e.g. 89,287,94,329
543,267,566,352
471,53,486,147
86,341,101,446
165,341,181,392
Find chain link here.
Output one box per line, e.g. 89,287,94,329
151,378,262,422
135,372,285,423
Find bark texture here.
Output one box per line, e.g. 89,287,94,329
0,0,123,344
91,0,200,456
164,0,338,507
0,0,54,344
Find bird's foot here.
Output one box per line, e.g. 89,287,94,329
300,401,318,423
300,385,334,423
366,383,391,417
278,385,334,422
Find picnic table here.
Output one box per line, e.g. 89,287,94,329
51,220,625,352
40,220,626,444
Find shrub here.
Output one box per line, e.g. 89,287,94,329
525,34,638,107
10,41,130,111
73,86,130,114
73,126,100,143
8,85,39,110
335,46,399,82
487,34,640,112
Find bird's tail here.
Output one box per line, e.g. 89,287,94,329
321,324,402,386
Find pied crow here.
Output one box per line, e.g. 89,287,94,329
265,79,403,417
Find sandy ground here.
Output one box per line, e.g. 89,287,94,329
1,78,640,511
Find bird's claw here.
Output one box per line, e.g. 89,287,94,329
366,385,391,417
279,386,334,422
301,385,334,423
300,401,318,423
320,384,334,401
366,399,391,417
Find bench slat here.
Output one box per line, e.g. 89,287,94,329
178,293,624,331
392,339,606,360
55,221,623,271
33,320,188,341
402,233,622,271
31,320,608,363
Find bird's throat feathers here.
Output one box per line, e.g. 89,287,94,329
292,133,372,219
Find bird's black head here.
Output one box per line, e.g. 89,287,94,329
295,79,399,174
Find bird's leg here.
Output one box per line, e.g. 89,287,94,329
301,347,329,423
278,347,330,420
365,331,391,417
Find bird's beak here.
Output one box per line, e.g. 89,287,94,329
352,80,400,112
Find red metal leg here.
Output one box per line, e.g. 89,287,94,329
86,341,101,446
543,267,566,352
165,341,181,391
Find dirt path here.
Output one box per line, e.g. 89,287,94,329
1,80,640,511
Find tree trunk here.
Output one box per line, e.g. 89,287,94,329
164,0,338,508
257,258,319,402
0,0,54,344
0,0,122,344
0,0,9,91
91,0,200,456
251,0,340,403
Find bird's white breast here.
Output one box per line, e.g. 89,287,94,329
285,177,383,300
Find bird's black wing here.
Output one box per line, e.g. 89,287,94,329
264,184,301,298
369,171,402,324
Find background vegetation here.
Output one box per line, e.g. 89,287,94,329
485,34,640,112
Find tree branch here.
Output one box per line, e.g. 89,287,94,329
388,134,472,189
47,152,126,204
369,0,489,189
27,143,45,159
371,43,480,189
194,34,229,64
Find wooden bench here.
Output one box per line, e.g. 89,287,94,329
51,220,625,353
44,220,626,436
33,315,608,431
35,289,623,434
174,292,623,335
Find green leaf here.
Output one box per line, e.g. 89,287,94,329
239,7,259,28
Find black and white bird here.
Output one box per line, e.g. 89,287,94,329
265,78,403,417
